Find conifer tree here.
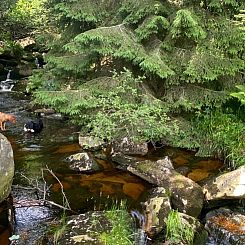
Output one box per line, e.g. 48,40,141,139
29,0,245,167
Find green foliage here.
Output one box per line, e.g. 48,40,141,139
234,9,245,31
50,0,121,26
33,69,179,142
52,212,68,245
99,200,134,245
122,1,170,25
1,0,48,39
231,85,245,104
8,0,47,27
27,69,63,92
0,40,23,60
27,0,245,167
65,24,174,78
170,9,206,41
135,16,170,41
165,210,195,245
163,85,227,112
183,18,245,82
207,0,240,14
194,111,245,168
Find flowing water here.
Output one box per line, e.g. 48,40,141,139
0,78,226,244
0,71,15,92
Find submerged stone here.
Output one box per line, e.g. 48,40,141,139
188,168,210,182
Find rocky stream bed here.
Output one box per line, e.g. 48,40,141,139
0,76,245,245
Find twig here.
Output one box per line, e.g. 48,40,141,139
44,166,71,210
13,199,75,212
14,168,74,213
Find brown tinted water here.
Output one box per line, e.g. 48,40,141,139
0,82,224,244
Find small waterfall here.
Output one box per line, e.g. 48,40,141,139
131,210,149,245
6,70,12,81
0,70,15,92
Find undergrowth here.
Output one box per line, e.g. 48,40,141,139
99,200,134,245
165,209,194,245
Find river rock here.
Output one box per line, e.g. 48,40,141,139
65,152,101,172
57,211,133,245
0,133,15,203
143,187,171,237
202,166,245,201
111,137,148,155
111,152,139,169
127,157,204,217
205,208,245,245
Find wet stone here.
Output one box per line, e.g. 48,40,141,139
65,152,101,172
205,208,245,245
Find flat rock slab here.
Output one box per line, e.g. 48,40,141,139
202,166,245,201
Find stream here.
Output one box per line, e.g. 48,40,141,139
0,78,153,244
0,77,227,244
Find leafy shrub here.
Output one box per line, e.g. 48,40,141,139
33,68,179,143
194,111,245,168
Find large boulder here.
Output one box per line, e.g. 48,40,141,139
127,157,204,217
0,134,14,203
202,166,245,201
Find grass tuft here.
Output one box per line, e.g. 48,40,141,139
166,209,194,245
99,200,134,245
